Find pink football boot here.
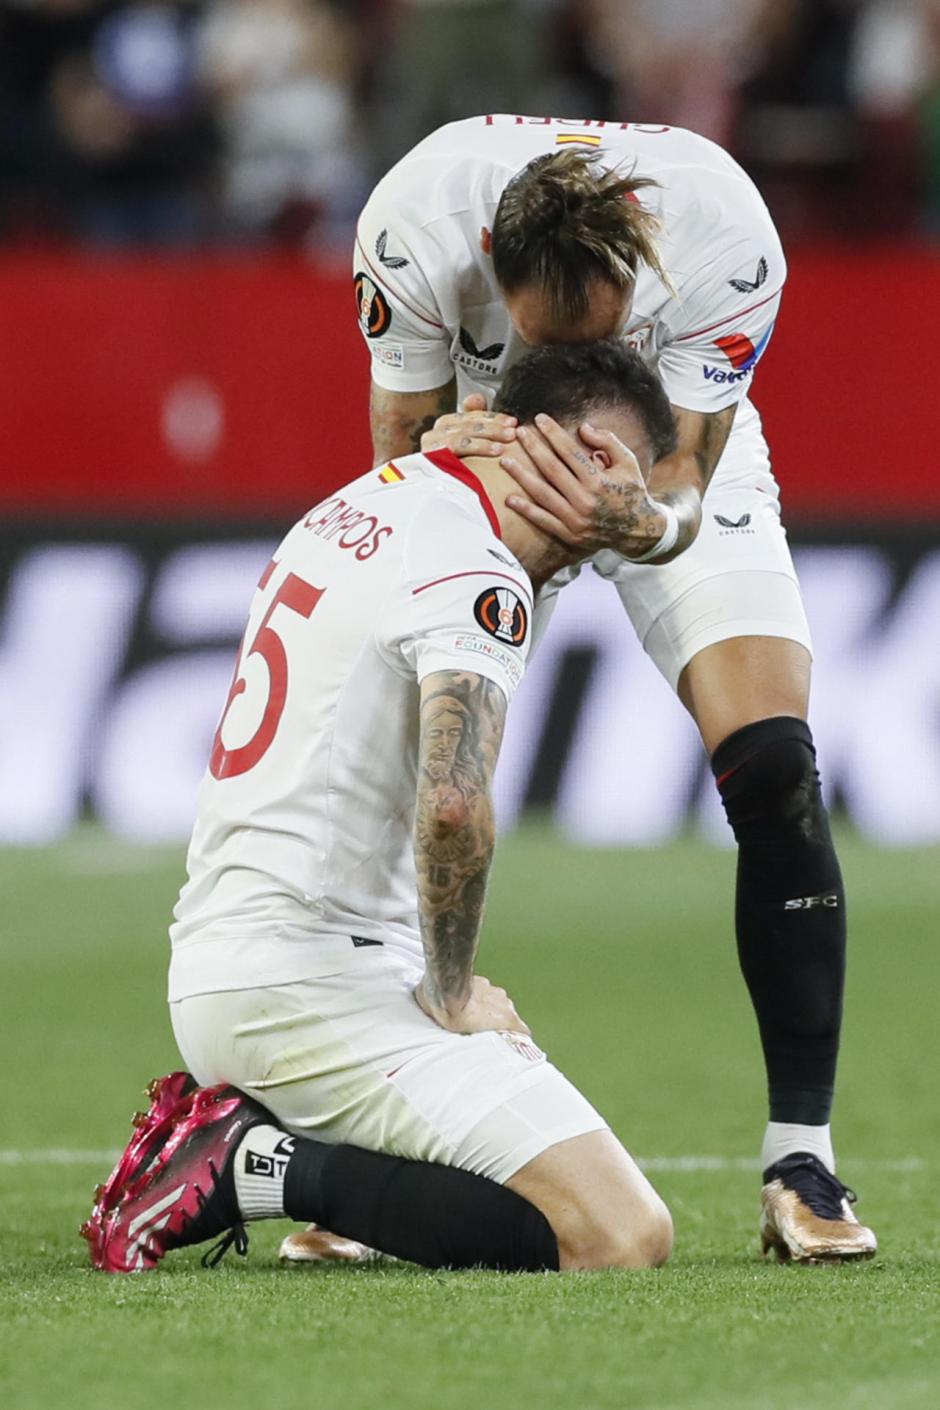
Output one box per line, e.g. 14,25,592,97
81,1076,265,1272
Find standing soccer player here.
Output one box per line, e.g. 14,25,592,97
349,114,876,1262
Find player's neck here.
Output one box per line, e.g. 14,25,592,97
464,456,578,591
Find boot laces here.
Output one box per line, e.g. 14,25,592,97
175,1156,250,1269
201,1224,250,1269
769,1153,857,1221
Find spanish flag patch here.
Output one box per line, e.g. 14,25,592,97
378,463,405,484
555,133,602,147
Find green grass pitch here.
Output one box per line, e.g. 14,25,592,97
2,826,938,1410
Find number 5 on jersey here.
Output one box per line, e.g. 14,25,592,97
209,568,324,780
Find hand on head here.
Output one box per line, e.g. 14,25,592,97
499,414,648,554
419,394,517,459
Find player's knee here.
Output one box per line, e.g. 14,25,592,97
607,1197,673,1269
558,1194,673,1271
712,717,826,838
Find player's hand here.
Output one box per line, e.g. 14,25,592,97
414,975,531,1037
420,393,518,460
500,415,669,557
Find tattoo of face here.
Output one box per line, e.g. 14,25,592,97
414,673,506,1009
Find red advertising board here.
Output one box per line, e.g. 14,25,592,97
0,247,937,522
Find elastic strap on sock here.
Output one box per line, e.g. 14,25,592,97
233,1124,297,1220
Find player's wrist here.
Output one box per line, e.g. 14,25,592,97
629,487,701,563
437,989,473,1021
628,501,681,563
416,975,471,1023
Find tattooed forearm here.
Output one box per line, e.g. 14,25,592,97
649,403,737,499
370,378,457,466
622,403,736,559
414,670,507,1013
424,861,491,1012
588,478,701,563
691,404,736,488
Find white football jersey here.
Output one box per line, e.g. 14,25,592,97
169,449,532,1001
354,115,785,415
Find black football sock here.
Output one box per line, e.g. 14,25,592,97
282,1138,560,1272
712,716,846,1126
229,1122,559,1270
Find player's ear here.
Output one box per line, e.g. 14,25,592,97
579,425,612,469
480,227,493,256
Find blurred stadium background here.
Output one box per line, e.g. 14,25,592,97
1,0,939,847
3,9,940,1406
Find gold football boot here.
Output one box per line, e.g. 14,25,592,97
761,1153,877,1263
279,1223,382,1265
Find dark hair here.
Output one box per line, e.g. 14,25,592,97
491,148,671,324
493,340,677,463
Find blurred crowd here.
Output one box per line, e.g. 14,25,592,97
2,0,939,250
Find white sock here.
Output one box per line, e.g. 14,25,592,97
232,1124,296,1220
761,1121,835,1175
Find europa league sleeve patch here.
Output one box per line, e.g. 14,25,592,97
473,586,528,647
354,271,392,339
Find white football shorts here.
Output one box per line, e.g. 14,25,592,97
541,399,813,692
169,939,608,1185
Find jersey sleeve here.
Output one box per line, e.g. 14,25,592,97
380,505,533,704
353,215,454,393
656,228,786,415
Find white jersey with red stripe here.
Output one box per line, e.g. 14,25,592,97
353,114,785,417
168,448,531,1002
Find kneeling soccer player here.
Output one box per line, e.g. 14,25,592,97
83,342,677,1274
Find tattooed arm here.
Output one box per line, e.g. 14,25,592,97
643,403,737,558
412,669,527,1035
370,378,457,467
